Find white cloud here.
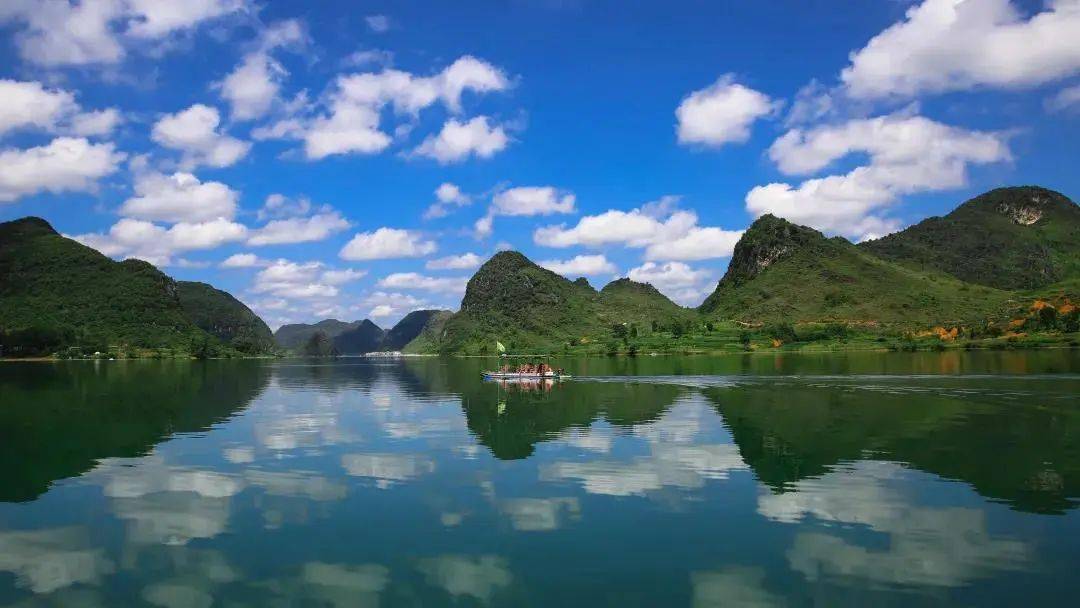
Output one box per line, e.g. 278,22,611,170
362,291,429,320
219,20,306,121
257,193,313,220
1047,83,1080,112
491,186,575,217
73,217,247,266
676,74,777,147
247,212,351,246
0,137,124,202
151,104,251,169
0,80,120,137
628,262,713,306
841,0,1080,99
628,261,709,290
339,228,437,261
534,200,741,261
123,0,248,39
377,272,468,294
70,108,122,136
220,253,268,268
259,55,509,159
475,186,575,238
426,252,483,270
251,259,346,299
424,182,472,219
0,0,248,67
413,116,509,163
747,112,1011,240
120,171,238,222
539,254,616,277
0,79,76,135
644,226,744,261
365,15,390,32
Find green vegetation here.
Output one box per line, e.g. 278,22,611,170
0,217,273,358
382,309,450,351
407,186,1080,356
332,319,385,354
699,214,1013,326
176,281,275,355
302,331,339,357
413,251,697,355
861,186,1080,290
274,319,363,351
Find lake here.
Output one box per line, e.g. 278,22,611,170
2,351,1079,606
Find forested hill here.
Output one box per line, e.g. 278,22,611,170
0,216,274,357
860,186,1080,290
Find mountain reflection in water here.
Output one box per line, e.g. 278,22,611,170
0,351,1078,606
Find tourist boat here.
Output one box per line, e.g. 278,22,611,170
482,371,571,380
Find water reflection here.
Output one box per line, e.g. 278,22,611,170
0,352,1077,606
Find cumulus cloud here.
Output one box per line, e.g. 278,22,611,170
628,261,714,305
0,0,248,67
220,253,269,268
151,104,251,169
424,182,473,219
426,252,483,270
0,137,124,202
747,111,1011,240
219,19,306,121
539,254,616,277
676,74,777,147
251,259,362,299
362,291,429,320
365,15,390,32
492,186,576,216
247,212,351,246
119,171,238,223
260,55,510,160
841,0,1080,99
377,272,468,294
1047,83,1080,112
534,199,742,261
413,116,510,163
73,217,247,266
339,228,437,261
0,80,122,140
475,186,575,238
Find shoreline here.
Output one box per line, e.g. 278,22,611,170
4,340,1077,362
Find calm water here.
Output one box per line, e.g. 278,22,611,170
2,352,1079,606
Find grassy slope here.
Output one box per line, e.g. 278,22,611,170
0,217,210,351
176,281,275,354
700,215,1013,327
860,186,1080,290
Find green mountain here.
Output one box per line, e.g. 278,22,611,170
698,214,1011,326
176,281,275,354
0,216,271,356
332,319,385,354
412,251,695,353
382,309,450,351
860,186,1080,290
274,319,362,351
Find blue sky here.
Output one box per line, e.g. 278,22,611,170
1,0,1078,329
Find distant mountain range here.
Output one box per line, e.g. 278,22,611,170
2,186,1076,357
0,217,273,357
273,309,451,355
